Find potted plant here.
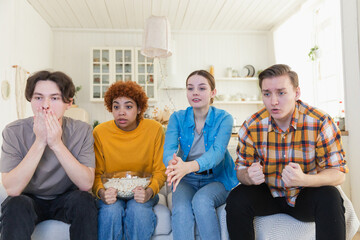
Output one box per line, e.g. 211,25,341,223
308,45,320,61
72,85,82,106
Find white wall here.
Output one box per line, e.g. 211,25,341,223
52,30,273,125
340,0,360,225
0,0,53,146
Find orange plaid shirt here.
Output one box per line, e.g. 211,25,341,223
235,100,348,206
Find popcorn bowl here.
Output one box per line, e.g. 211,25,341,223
101,171,151,199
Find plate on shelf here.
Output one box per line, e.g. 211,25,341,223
244,65,255,77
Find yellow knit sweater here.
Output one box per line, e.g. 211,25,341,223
92,119,166,198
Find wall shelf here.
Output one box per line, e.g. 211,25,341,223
217,77,258,81
160,87,186,90
213,101,263,105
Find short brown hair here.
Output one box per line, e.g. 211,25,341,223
104,81,148,122
25,71,75,103
258,64,299,90
186,70,216,104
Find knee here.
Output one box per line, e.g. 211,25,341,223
126,202,154,219
311,186,343,208
172,198,192,215
192,192,214,213
99,201,125,219
226,186,250,213
67,191,97,217
2,195,34,215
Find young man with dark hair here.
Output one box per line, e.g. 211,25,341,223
0,71,97,239
226,64,348,240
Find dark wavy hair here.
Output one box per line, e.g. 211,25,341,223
104,81,148,122
186,70,216,104
258,64,299,90
25,71,75,103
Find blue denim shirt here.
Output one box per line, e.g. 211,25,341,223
163,106,238,191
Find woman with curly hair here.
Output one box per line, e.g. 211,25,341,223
163,70,238,240
92,81,166,240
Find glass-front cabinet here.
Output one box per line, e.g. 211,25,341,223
90,47,157,102
91,49,110,100
135,48,155,99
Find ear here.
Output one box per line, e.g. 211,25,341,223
137,108,141,114
295,87,301,100
66,98,73,110
211,88,217,98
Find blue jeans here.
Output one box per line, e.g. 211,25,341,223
171,173,229,240
97,194,159,240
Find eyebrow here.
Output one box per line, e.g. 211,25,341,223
33,92,62,96
113,100,135,104
187,83,207,86
261,88,286,92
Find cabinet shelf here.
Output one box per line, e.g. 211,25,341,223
213,101,263,105
217,77,258,81
160,87,186,90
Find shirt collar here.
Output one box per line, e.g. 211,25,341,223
268,101,299,133
185,106,214,128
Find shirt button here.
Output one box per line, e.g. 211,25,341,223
283,154,286,158
188,145,190,147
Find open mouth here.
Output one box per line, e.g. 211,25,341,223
117,119,127,124
192,98,201,103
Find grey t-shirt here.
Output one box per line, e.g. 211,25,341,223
186,129,205,162
0,116,95,199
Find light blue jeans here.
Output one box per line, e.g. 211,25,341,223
171,173,229,240
97,194,159,240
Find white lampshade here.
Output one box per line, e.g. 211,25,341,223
141,16,172,58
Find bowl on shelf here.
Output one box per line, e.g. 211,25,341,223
215,95,225,101
101,171,151,199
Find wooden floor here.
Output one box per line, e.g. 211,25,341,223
353,232,360,240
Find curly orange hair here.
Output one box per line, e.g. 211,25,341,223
104,81,148,122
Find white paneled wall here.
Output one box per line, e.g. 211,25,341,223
52,30,273,125
0,0,53,146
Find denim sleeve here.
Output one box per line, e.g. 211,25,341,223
196,114,233,172
163,113,180,167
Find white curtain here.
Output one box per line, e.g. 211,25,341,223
15,66,28,119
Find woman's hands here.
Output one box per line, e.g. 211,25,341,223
133,187,153,203
99,187,154,205
99,188,118,205
165,153,199,192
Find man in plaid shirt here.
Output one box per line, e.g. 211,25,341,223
225,64,348,240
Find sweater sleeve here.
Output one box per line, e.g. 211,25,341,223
92,128,106,198
147,126,166,196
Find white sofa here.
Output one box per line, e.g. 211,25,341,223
0,183,359,239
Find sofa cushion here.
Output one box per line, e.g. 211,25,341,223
32,220,70,240
153,203,172,235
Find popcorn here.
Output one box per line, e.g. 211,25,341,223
104,176,150,198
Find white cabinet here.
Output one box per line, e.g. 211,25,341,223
213,77,262,105
213,77,263,124
90,47,157,102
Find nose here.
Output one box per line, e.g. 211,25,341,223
118,108,125,116
271,95,278,106
42,98,50,110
